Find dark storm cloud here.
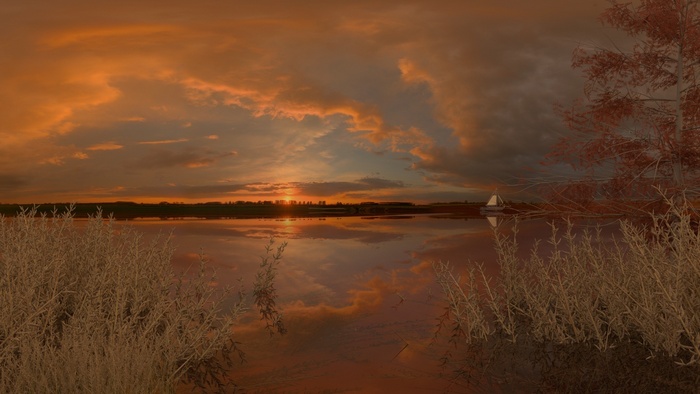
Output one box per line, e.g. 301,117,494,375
401,4,603,192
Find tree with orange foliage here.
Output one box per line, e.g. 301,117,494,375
548,0,700,207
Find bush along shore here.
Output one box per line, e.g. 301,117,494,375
434,196,700,393
0,207,286,393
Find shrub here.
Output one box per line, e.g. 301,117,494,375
0,207,283,393
253,238,288,337
434,197,700,391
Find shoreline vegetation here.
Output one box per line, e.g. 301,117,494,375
0,201,535,220
0,208,287,393
434,196,700,392
3,200,699,391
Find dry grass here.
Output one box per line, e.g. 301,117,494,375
253,238,288,337
0,207,284,393
434,196,700,391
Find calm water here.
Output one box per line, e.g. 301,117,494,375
130,214,553,393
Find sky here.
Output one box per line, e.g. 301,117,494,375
0,0,610,204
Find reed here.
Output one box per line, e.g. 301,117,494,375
434,196,700,391
0,207,283,393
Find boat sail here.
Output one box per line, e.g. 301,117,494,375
485,215,501,228
480,190,505,214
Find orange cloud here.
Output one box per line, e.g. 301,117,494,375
4,4,439,162
1,54,124,148
87,142,124,151
184,161,212,169
41,24,183,48
180,76,434,154
138,139,189,145
398,58,435,85
0,0,604,201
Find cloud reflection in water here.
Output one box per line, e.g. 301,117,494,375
131,215,550,392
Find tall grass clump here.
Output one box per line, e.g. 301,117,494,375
0,207,283,393
434,197,700,391
254,238,288,337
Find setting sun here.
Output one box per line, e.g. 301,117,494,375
4,1,697,393
0,1,604,205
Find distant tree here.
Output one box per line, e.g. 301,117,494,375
548,0,700,207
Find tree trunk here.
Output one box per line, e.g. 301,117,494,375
674,30,685,192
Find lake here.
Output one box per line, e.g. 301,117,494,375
129,214,557,393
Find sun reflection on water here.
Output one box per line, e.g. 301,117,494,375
130,215,551,392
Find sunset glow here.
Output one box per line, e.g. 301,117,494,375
0,1,604,204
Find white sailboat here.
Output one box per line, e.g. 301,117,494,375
480,190,505,214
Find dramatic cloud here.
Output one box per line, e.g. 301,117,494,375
0,1,608,203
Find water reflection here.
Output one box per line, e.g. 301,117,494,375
61,210,696,391
138,214,698,393
130,215,547,392
135,214,649,392
133,216,652,393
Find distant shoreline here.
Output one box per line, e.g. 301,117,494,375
0,201,534,220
